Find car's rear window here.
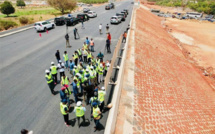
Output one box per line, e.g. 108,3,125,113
111,17,116,19
34,23,40,26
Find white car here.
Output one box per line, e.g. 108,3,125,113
110,16,121,24
34,21,55,32
87,11,97,18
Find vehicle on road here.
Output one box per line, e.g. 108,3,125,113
105,4,111,10
77,14,89,22
110,16,121,24
34,21,55,32
54,17,65,26
123,9,129,15
121,11,127,17
65,17,79,26
83,8,90,13
186,12,203,18
110,3,115,8
87,11,97,18
116,13,126,21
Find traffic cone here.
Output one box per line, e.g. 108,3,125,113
46,30,48,34
39,33,42,37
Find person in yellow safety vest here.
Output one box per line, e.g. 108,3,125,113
72,65,78,76
92,102,101,131
83,49,88,63
60,99,69,127
50,62,58,84
45,70,55,95
73,101,86,128
89,67,96,86
91,56,96,65
98,87,106,112
87,51,92,63
61,75,72,95
73,52,79,66
77,62,83,71
98,64,104,84
63,51,69,69
96,57,100,66
77,49,83,62
83,42,88,50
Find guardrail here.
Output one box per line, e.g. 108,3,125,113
104,6,135,134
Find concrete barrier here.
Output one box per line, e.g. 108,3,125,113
104,6,135,134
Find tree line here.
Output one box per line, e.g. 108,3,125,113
148,0,215,15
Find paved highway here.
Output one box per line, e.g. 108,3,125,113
0,1,133,133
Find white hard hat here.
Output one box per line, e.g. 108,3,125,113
77,101,82,106
51,62,54,65
86,69,89,72
45,70,50,73
101,86,105,90
91,66,93,69
59,60,62,63
74,65,77,68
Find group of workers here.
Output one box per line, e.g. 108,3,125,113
45,38,111,131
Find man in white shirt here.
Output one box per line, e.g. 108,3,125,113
99,23,102,34
58,60,65,80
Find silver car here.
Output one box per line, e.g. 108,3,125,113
110,16,121,24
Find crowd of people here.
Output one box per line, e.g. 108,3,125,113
45,37,112,131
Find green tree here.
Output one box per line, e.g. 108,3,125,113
47,0,76,14
16,0,26,8
0,1,15,17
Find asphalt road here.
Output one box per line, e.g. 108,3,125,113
0,1,133,134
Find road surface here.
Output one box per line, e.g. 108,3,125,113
0,1,133,134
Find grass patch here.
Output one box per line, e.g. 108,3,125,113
0,19,18,30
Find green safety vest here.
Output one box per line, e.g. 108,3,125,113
83,44,88,50
82,77,88,83
87,53,92,59
98,67,103,75
63,54,68,61
51,66,57,74
45,74,53,83
96,59,100,65
98,91,105,102
74,54,78,59
61,76,69,85
77,49,82,56
93,107,100,118
60,102,68,115
75,106,85,117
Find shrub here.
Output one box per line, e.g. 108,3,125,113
0,19,18,30
16,0,26,8
19,16,28,24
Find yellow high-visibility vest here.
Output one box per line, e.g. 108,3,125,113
63,54,69,61
60,102,68,115
61,76,69,85
51,66,57,74
45,74,53,83
75,106,85,117
98,91,105,102
93,107,100,118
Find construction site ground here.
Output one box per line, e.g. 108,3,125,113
115,3,215,134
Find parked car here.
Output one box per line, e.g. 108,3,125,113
116,13,125,21
121,11,127,17
77,13,89,22
83,8,90,13
110,16,121,24
54,17,65,26
34,21,54,32
65,17,79,26
87,11,97,18
105,5,111,10
123,9,129,15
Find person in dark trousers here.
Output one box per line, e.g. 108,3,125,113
126,24,130,32
97,52,104,62
71,79,79,103
74,28,77,39
55,50,61,63
81,20,85,29
73,101,86,128
92,102,101,131
106,24,109,33
60,99,69,127
50,62,58,84
65,34,71,48
106,39,111,53
122,31,127,43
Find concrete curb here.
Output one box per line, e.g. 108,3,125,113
104,5,135,134
0,5,104,38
